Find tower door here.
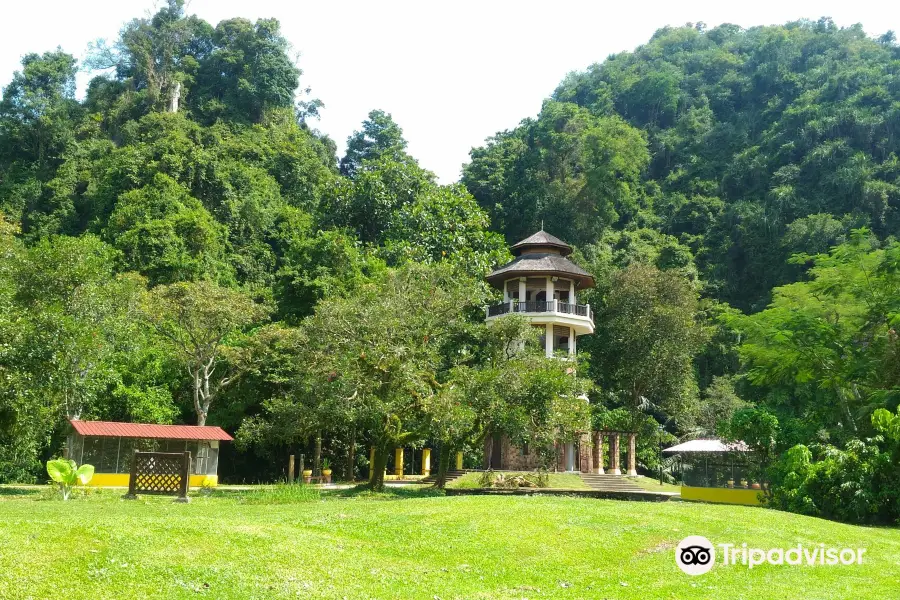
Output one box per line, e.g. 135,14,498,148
490,433,503,469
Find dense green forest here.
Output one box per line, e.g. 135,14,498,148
1,3,899,522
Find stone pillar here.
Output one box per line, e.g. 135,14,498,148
627,433,637,476
592,431,602,474
610,433,621,475
545,323,554,357
570,279,576,305
579,433,592,473
456,451,464,471
568,326,576,355
518,278,526,309
394,448,404,477
369,447,376,481
421,448,431,476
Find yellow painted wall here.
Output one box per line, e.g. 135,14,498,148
87,473,218,488
681,485,762,506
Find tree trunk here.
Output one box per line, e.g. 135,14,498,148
369,445,389,492
313,431,322,475
834,384,858,433
435,444,453,489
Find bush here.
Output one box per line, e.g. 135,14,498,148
478,470,548,489
769,440,899,524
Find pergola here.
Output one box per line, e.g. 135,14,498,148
67,420,233,487
590,430,638,476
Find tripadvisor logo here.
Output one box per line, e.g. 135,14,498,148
675,536,866,575
676,536,716,575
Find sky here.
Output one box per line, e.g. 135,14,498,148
0,1,896,183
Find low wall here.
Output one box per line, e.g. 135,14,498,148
680,485,762,506
445,487,675,502
87,473,218,488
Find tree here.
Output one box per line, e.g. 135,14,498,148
463,101,649,246
105,173,231,285
727,230,900,438
193,17,299,123
428,316,592,487
0,50,81,225
380,183,511,278
696,375,748,437
11,235,145,421
585,263,703,427
339,109,408,177
141,281,270,425
86,0,214,115
300,263,483,491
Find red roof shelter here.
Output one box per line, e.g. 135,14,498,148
67,420,232,487
69,420,233,441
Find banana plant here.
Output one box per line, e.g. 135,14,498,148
46,459,95,500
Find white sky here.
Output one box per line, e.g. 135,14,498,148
0,1,896,182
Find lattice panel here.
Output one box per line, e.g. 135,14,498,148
131,452,189,495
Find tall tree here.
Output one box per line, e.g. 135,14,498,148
339,109,409,177
141,281,270,425
585,263,703,427
300,263,482,491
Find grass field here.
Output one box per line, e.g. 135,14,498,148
0,485,897,599
447,472,588,489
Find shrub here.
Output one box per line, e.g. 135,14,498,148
478,470,548,489
769,439,899,524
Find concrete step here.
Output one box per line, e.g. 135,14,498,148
579,474,646,492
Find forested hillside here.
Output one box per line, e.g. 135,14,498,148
1,4,899,522
465,19,900,311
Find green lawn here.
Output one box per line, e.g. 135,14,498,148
0,485,897,599
448,472,588,489
629,475,682,493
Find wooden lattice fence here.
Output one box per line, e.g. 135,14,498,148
123,450,191,502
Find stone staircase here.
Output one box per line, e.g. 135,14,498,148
579,473,647,493
420,470,467,486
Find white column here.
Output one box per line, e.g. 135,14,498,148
545,323,553,357
568,327,575,355
570,279,576,305
546,277,554,310
518,278,526,309
503,279,509,302
565,443,575,472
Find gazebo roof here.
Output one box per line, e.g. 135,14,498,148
510,230,573,256
69,420,233,441
486,229,594,289
485,253,595,289
662,439,749,454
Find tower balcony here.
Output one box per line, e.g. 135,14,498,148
484,299,594,335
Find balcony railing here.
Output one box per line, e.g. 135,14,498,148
486,300,593,321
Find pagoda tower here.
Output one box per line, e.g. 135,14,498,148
484,229,595,357
481,230,595,471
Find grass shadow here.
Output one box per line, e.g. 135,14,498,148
0,486,44,497
323,484,445,501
